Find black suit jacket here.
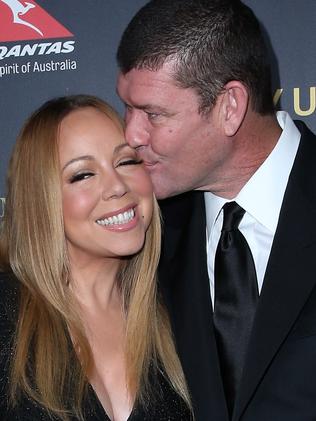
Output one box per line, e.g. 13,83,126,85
158,121,316,421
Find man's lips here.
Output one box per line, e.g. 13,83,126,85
143,160,158,168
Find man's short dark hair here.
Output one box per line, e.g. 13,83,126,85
117,0,275,115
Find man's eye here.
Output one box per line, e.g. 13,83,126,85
125,105,133,116
118,159,143,167
147,112,159,120
69,172,94,183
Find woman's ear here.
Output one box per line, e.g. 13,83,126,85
219,80,249,136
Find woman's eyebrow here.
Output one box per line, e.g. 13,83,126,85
114,143,131,154
62,144,132,171
62,155,94,171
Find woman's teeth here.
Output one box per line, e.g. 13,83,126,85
96,208,135,226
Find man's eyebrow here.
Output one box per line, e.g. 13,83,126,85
124,102,168,113
62,155,94,171
139,104,167,113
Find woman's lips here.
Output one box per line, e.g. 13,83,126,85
96,205,139,231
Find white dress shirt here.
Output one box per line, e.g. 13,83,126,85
204,111,301,306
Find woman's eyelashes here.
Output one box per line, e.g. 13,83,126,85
67,155,143,183
117,158,143,167
69,171,95,183
68,159,142,183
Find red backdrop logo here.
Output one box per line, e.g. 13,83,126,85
0,0,73,42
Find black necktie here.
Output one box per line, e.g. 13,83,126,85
213,201,259,417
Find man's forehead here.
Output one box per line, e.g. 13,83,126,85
117,66,178,101
117,70,203,116
120,61,177,85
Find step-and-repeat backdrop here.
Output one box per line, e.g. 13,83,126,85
1,0,315,217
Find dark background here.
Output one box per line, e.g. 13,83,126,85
0,0,315,209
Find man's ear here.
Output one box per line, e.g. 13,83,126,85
219,81,249,136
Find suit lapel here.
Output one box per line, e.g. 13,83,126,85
234,123,316,420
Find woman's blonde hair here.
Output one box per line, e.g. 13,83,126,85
0,95,191,419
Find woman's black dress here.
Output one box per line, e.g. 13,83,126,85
0,272,191,420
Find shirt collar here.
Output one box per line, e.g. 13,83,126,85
205,111,301,235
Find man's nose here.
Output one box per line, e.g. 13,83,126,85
125,110,150,149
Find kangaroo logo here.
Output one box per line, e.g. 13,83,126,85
0,0,72,42
1,0,43,36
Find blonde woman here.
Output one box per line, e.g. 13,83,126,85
0,95,192,420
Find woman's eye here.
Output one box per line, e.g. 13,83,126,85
118,158,143,167
69,172,94,183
